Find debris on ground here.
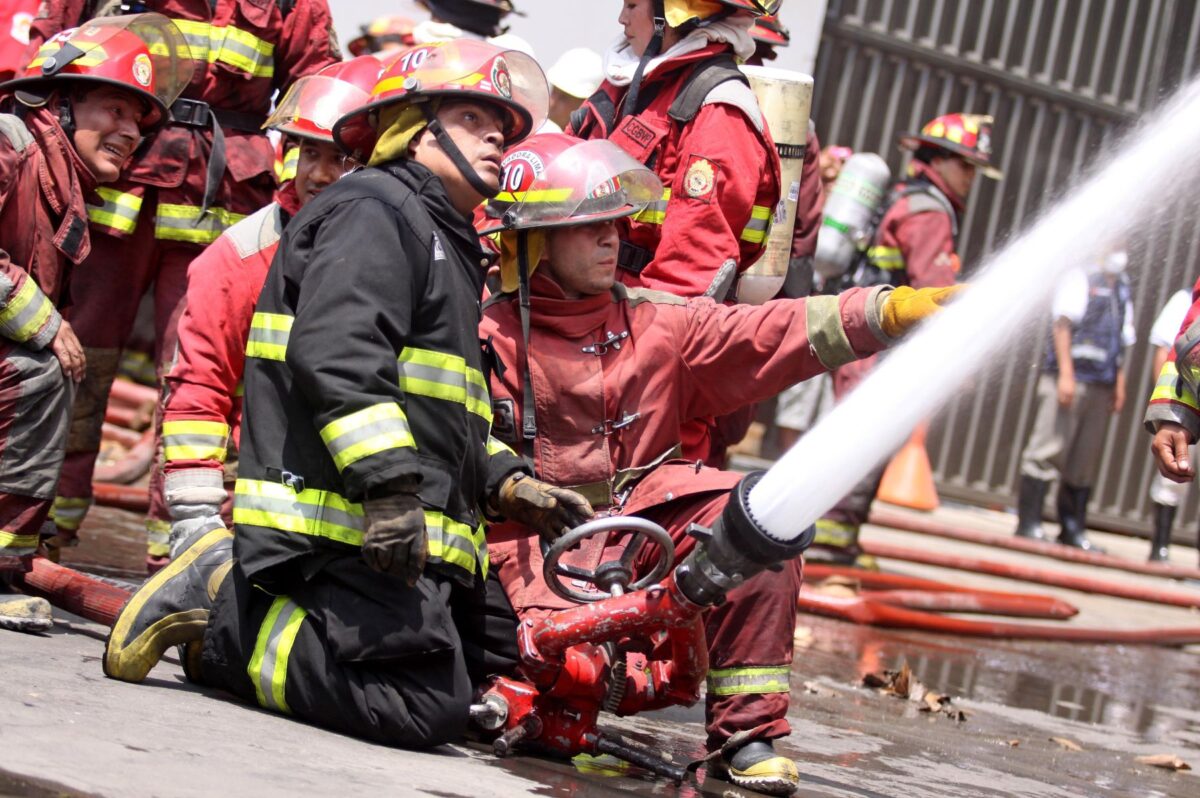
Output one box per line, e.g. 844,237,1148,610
1050,737,1083,752
1135,754,1191,771
861,663,968,722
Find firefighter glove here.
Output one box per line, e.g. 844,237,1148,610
496,473,594,542
880,284,964,338
362,491,428,586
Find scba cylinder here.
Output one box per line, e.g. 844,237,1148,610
736,65,813,304
813,152,892,281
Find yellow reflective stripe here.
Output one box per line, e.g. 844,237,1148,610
276,146,299,183
87,187,143,233
813,518,858,548
318,403,416,473
248,596,307,714
245,312,293,362
426,511,487,579
1151,361,1200,411
163,420,231,463
30,44,106,69
706,665,791,696
486,436,517,458
155,204,247,244
233,478,365,547
397,347,492,422
868,245,906,270
492,188,574,204
0,277,54,343
49,496,92,531
0,530,39,554
633,188,670,225
173,19,274,77
145,518,171,557
739,204,772,244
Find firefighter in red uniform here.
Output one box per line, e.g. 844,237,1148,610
0,14,192,632
570,0,781,463
28,0,340,562
479,133,958,794
155,56,384,565
814,113,1002,561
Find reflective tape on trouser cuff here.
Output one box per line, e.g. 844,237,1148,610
0,530,39,558
50,496,93,531
146,518,171,558
248,595,307,714
707,665,791,696
813,519,858,548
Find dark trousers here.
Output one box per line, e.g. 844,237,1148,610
201,555,519,748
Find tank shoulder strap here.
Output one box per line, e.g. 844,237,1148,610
667,53,761,132
890,180,960,240
0,114,34,153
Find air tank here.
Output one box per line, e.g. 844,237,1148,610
813,152,892,281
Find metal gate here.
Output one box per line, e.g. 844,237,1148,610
811,0,1200,536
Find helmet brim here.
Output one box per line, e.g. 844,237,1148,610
898,133,1004,180
2,74,169,131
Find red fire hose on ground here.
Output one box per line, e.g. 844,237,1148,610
869,507,1200,582
16,557,130,627
858,539,1200,609
797,592,1200,646
92,482,152,513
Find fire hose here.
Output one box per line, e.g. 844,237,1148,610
797,592,1200,646
94,428,156,485
15,557,130,627
869,507,1200,582
858,539,1200,609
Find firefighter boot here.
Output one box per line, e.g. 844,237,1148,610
104,527,233,682
0,589,52,634
1056,484,1104,552
720,740,800,795
1014,476,1049,540
1148,503,1175,562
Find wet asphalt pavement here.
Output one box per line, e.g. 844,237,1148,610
2,502,1198,797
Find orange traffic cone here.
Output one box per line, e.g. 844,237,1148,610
877,422,939,511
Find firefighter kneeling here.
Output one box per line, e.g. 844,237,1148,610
478,133,959,794
103,41,595,749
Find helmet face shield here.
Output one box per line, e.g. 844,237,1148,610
265,76,373,142
488,137,663,230
9,13,194,129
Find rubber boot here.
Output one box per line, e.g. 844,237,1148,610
1056,484,1104,552
103,527,233,682
1014,476,1049,540
1148,503,1175,562
718,739,799,796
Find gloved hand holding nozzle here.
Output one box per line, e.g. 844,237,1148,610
879,284,965,338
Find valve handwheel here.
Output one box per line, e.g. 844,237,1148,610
542,517,675,603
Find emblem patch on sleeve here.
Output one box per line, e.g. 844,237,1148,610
683,155,717,202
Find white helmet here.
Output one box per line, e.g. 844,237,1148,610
547,47,603,100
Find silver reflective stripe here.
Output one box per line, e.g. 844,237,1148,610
1071,343,1110,362
249,596,308,714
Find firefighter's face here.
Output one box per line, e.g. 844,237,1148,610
410,99,506,213
543,220,620,298
293,139,352,207
620,0,680,56
70,86,144,183
933,154,977,198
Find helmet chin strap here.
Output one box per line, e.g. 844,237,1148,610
418,103,500,199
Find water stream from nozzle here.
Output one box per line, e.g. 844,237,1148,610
748,76,1200,541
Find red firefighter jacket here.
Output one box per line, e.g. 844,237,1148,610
0,106,93,350
0,0,38,81
865,159,963,289
1145,275,1200,439
29,0,338,243
568,44,781,299
161,181,300,482
479,272,890,611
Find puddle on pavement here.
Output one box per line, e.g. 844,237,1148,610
797,615,1200,742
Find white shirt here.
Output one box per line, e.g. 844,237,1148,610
1150,289,1191,349
1051,265,1136,347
